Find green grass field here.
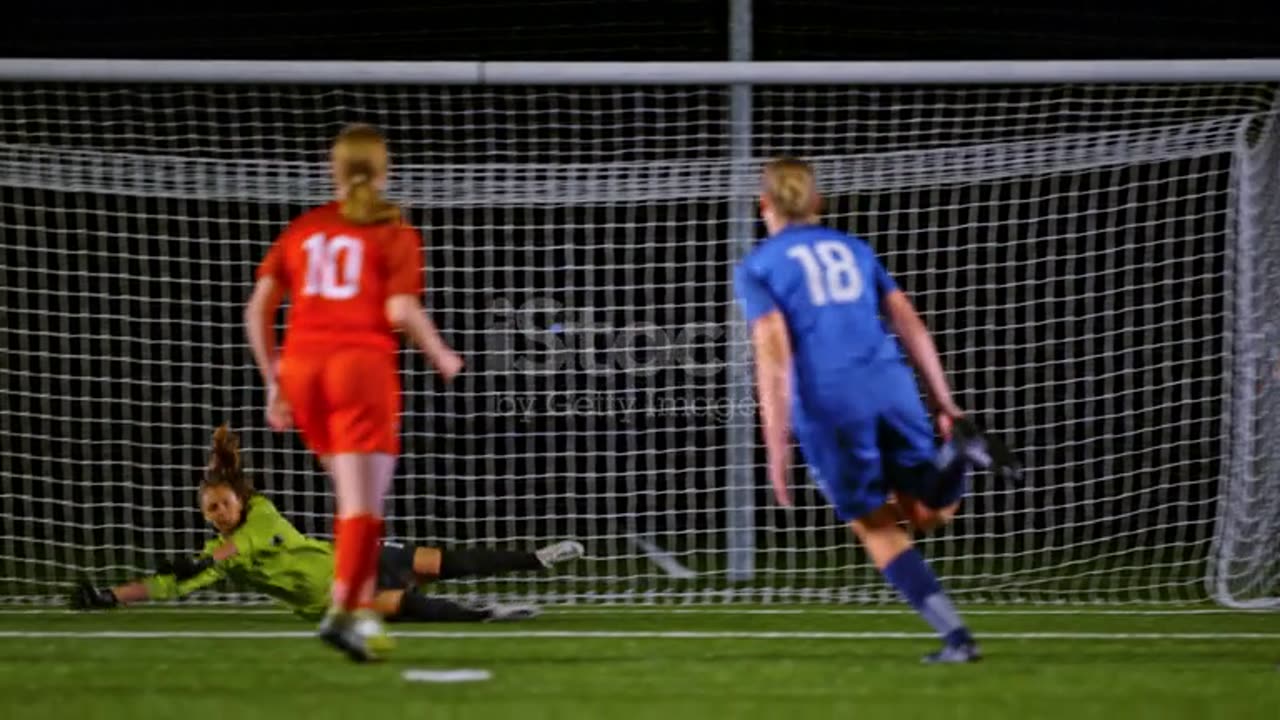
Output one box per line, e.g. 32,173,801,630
2,606,1278,719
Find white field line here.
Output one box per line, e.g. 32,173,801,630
0,630,1277,640
0,607,1269,616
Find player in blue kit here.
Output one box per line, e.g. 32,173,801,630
734,157,1019,664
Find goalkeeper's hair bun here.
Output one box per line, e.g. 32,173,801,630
762,157,820,221
210,422,241,470
203,422,255,503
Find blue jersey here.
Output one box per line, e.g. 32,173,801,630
734,223,904,418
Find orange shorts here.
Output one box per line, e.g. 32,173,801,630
279,347,401,456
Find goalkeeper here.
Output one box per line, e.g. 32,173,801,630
69,424,583,623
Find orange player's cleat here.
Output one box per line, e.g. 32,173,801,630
317,608,393,663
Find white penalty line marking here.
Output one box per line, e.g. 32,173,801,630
403,668,492,683
0,608,1269,616
1,630,1278,640
0,609,291,615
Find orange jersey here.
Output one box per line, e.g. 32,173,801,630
256,201,424,355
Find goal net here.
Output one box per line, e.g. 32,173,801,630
1,68,1277,607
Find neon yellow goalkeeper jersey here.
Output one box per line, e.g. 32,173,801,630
144,494,334,620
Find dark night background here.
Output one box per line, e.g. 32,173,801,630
1,2,1278,604
3,3,1280,61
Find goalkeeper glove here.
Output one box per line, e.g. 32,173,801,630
68,580,118,610
155,556,214,581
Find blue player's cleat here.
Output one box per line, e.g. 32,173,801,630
922,641,982,664
926,416,1021,511
950,416,1022,482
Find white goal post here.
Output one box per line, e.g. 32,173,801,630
0,59,1277,608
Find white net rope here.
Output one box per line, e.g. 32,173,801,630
1,81,1276,605
1209,105,1280,609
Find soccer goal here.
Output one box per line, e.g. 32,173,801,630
0,59,1276,608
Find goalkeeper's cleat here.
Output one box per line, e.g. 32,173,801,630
922,641,982,665
951,417,1022,482
318,609,388,663
536,540,585,568
481,602,542,622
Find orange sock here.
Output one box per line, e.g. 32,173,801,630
332,514,384,612
354,515,385,610
331,516,354,609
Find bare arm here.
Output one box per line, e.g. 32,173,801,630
76,542,239,610
386,294,463,381
244,277,285,388
751,310,794,506
882,290,960,417
108,581,150,605
143,543,238,604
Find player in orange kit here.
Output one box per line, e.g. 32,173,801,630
244,123,463,662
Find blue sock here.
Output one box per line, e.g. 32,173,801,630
882,547,973,646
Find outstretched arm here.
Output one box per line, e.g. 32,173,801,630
68,579,148,609
70,543,239,610
109,581,151,604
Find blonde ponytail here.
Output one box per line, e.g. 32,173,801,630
340,174,401,225
332,123,401,225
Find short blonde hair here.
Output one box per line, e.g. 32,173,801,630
761,156,819,221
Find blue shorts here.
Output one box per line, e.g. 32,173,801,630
794,362,940,523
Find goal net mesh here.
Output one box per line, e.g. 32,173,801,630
1,79,1276,606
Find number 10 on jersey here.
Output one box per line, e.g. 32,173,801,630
301,233,364,300
787,240,864,306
